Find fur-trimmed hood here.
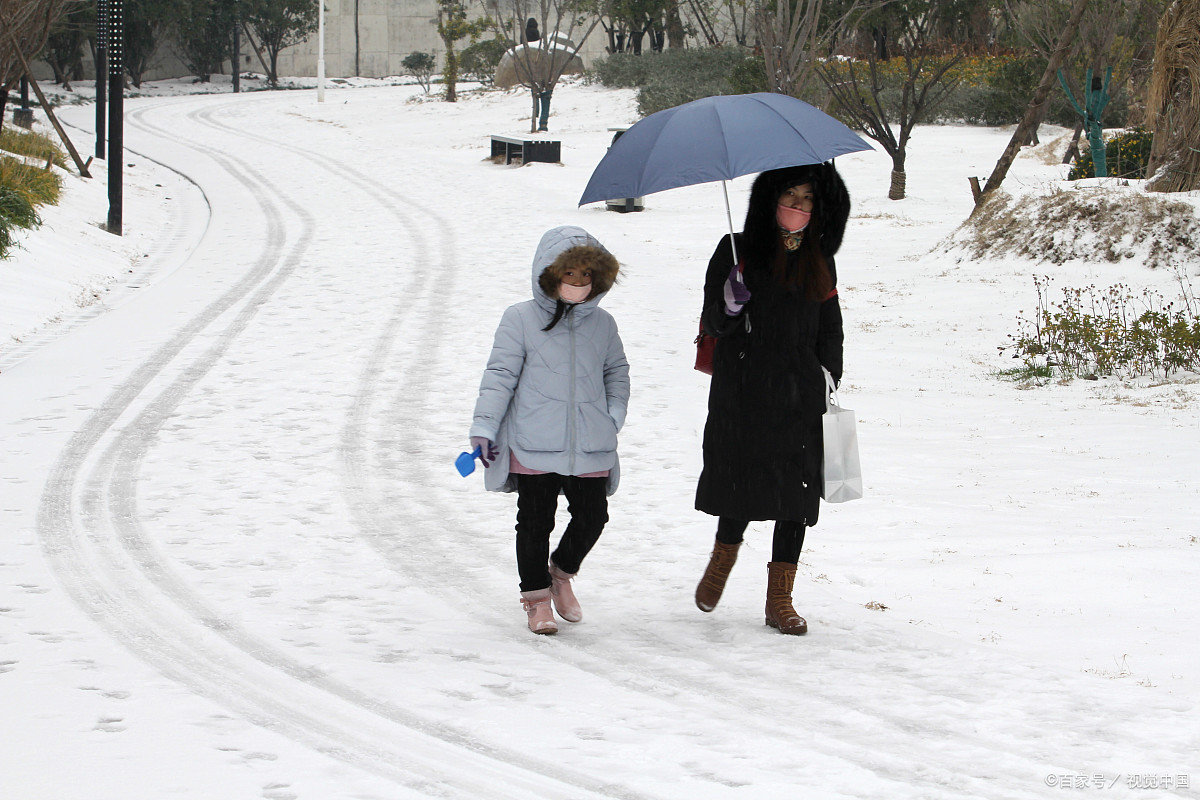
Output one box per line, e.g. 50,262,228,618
741,162,851,268
530,226,619,315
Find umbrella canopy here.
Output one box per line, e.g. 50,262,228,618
578,92,871,206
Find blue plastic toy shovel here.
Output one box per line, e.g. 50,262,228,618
455,446,483,477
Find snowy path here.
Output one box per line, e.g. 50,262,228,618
2,87,1197,799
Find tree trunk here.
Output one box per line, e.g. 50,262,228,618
538,89,551,131
888,152,907,200
1024,98,1048,146
978,0,1091,205
1062,120,1083,163
445,48,458,102
667,4,685,48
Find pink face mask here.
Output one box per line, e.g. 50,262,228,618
776,204,812,233
559,282,592,303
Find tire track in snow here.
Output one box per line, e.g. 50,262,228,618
38,95,641,799
312,107,1194,799
182,98,655,800
297,114,1031,795
39,92,1189,800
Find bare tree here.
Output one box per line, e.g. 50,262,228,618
1,0,82,130
722,0,754,45
584,0,672,54
818,2,965,199
1003,0,1164,149
977,0,1091,203
244,0,319,88
485,0,600,131
759,0,826,97
42,3,91,90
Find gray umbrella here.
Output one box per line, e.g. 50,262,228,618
579,92,871,262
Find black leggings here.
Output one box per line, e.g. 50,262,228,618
716,517,806,564
515,473,609,592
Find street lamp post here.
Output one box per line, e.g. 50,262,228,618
107,0,124,235
95,0,107,159
232,0,241,93
317,1,326,102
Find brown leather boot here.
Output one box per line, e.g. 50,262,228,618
765,561,807,635
695,540,740,612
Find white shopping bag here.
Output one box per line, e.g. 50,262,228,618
821,368,862,503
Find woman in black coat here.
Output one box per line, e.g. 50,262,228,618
693,163,848,635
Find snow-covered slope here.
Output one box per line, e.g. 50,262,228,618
1,80,1196,799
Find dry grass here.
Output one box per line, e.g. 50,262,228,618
1145,0,1200,192
0,155,63,206
0,127,68,170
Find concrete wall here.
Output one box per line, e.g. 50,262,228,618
274,1,607,80
21,3,609,85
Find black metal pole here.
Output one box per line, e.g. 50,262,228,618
13,76,34,130
95,0,108,160
232,9,241,93
107,0,123,235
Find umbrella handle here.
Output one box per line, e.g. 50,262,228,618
721,180,739,266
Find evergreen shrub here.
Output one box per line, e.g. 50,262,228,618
460,37,507,84
1068,128,1153,180
589,47,758,116
402,52,437,93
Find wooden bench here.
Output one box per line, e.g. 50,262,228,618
490,135,561,165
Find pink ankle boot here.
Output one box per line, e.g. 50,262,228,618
548,561,582,623
520,589,558,634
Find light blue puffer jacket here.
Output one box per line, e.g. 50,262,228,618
470,226,630,495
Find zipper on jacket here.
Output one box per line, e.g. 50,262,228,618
567,311,577,474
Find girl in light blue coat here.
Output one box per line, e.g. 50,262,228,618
469,226,629,635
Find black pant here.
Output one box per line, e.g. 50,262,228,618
716,517,805,564
515,473,609,592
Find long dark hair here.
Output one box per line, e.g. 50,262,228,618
741,163,850,300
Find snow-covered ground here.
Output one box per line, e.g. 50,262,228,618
1,79,1197,799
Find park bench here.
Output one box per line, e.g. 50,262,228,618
490,135,561,166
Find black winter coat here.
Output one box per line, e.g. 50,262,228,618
695,233,844,525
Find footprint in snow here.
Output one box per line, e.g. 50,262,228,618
94,717,126,733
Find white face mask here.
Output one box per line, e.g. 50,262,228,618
559,281,592,303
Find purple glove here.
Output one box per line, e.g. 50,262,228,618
723,263,750,315
469,436,498,467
